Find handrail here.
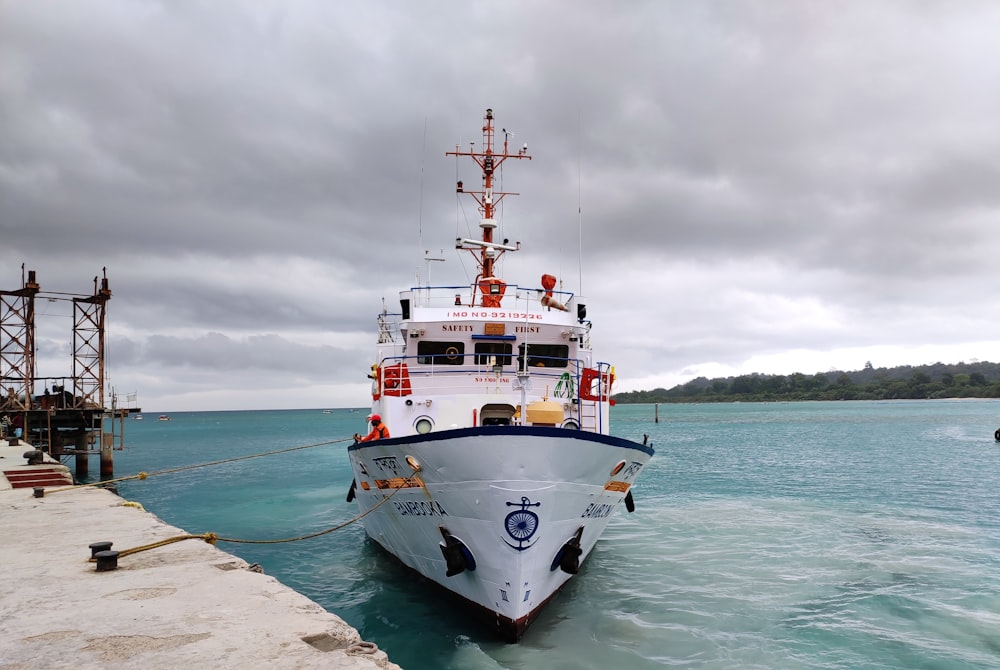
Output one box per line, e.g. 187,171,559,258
403,283,576,310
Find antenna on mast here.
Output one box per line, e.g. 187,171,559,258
446,108,532,305
424,249,445,285
577,108,583,297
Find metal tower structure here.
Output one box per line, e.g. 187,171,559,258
1,267,128,478
0,267,39,411
72,271,113,410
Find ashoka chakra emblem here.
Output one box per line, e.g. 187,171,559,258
503,496,541,551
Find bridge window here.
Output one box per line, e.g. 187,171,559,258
417,341,465,365
517,343,569,369
474,342,513,366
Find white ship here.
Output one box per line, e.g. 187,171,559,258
346,108,654,641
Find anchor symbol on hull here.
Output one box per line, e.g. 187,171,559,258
503,496,541,551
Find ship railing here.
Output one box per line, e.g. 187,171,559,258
402,284,578,313
381,354,581,393
376,312,404,344
377,354,614,432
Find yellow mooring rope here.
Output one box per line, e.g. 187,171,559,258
64,433,421,563
49,436,356,494
88,479,416,563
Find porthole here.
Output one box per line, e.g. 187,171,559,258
562,420,580,430
414,416,434,434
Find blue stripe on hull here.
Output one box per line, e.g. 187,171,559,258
348,425,654,457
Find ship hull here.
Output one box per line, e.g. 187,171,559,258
347,426,652,641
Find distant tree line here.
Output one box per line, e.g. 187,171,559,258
613,361,1000,403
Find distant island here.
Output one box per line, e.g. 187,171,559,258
613,361,1000,403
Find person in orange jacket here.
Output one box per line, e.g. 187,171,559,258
355,413,390,443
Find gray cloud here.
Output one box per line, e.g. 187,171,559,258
3,1,1000,409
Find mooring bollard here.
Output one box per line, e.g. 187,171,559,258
94,550,120,572
89,541,113,558
33,487,44,498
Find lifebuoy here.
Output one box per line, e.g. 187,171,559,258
995,427,1000,442
445,346,460,361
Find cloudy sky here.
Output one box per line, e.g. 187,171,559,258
3,1,1000,412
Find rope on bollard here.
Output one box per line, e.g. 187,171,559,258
87,473,419,562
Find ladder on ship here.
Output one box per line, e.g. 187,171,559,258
580,400,600,432
577,363,613,433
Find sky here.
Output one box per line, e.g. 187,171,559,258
3,1,1000,412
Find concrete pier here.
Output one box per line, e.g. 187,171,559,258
0,486,401,670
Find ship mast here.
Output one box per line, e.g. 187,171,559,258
447,108,531,290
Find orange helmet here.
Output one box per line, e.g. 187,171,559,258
370,414,381,423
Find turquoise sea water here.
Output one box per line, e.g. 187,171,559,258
101,400,1000,669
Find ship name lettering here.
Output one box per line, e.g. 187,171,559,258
441,324,473,332
515,325,539,333
372,456,402,474
393,500,449,517
581,502,615,518
622,462,643,480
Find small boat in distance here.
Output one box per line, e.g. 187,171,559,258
133,414,143,420
345,109,654,641
157,415,171,421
